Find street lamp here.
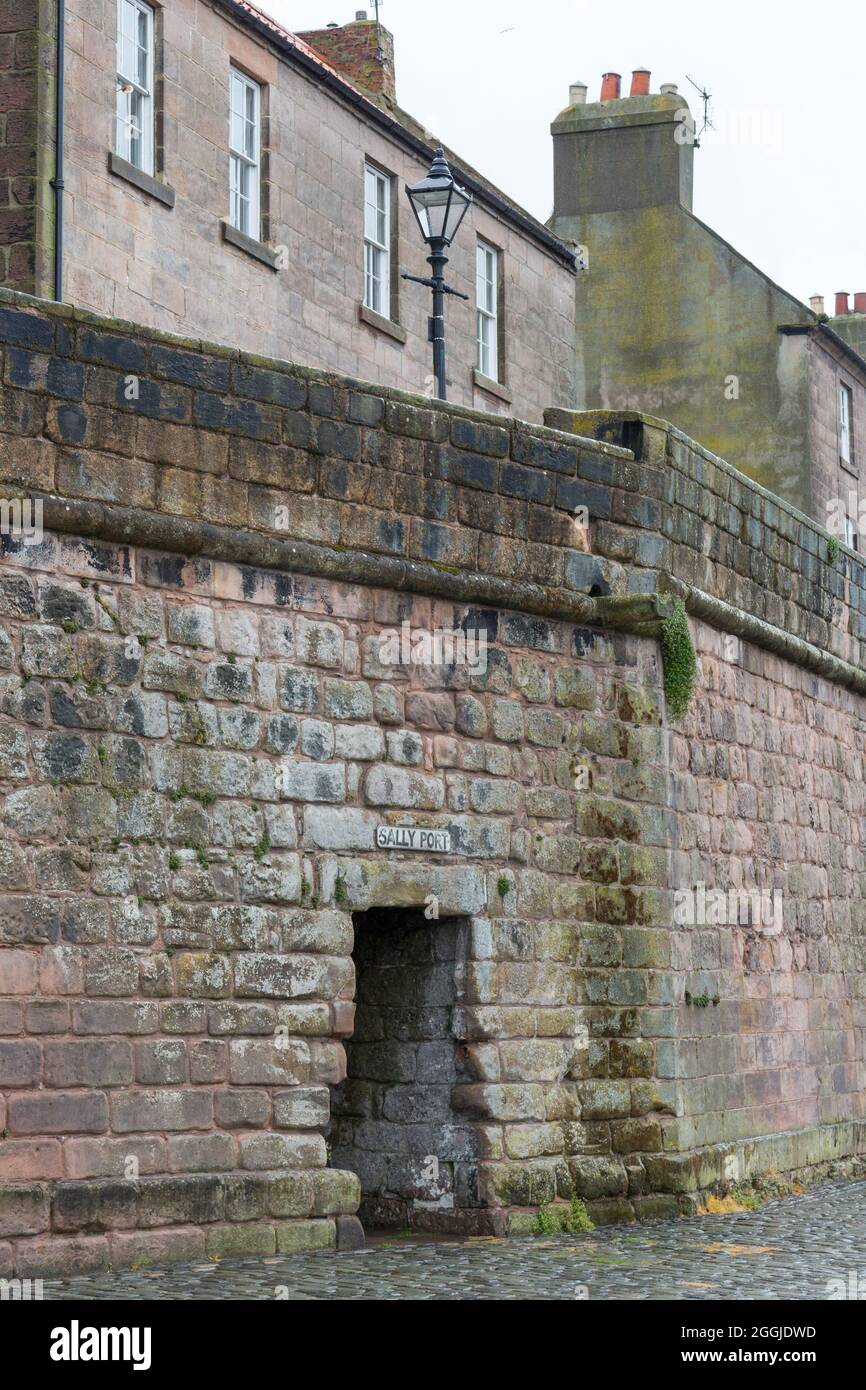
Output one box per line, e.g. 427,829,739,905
404,147,472,401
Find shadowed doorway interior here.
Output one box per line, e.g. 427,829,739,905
329,908,484,1234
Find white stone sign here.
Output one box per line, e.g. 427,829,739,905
375,826,452,853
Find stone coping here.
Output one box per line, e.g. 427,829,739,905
0,287,611,451
555,406,861,561
2,287,865,692
17,498,866,701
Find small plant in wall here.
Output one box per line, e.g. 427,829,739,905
827,536,840,565
532,1197,595,1235
660,597,696,721
564,1196,594,1234
534,1205,559,1235
334,872,348,905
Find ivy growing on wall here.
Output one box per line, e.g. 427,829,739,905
660,598,696,721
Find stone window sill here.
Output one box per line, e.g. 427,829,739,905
472,368,512,405
358,303,407,344
108,152,175,208
221,220,279,270
841,456,859,477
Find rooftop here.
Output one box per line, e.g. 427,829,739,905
213,0,577,269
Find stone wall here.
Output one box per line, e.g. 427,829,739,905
808,334,863,534
664,616,866,1155
1,289,866,1274
0,0,55,298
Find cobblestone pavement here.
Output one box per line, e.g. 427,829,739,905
42,1179,866,1301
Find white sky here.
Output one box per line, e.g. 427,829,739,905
261,0,865,309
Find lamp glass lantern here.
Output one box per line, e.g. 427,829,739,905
406,148,472,247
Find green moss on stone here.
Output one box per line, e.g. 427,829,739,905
660,597,696,721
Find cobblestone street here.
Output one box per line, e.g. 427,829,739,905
42,1178,866,1301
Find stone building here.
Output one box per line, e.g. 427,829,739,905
827,293,866,368
0,288,865,1274
0,0,577,423
549,72,866,533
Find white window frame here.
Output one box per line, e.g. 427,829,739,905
115,0,154,174
845,513,858,550
364,162,391,318
840,382,854,467
476,240,499,381
229,68,262,240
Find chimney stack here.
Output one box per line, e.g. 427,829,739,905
835,292,850,316
298,14,397,109
660,82,678,94
854,292,866,314
551,71,694,226
810,295,825,315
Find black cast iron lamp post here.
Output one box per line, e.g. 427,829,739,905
404,147,472,401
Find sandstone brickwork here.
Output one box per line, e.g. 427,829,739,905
0,289,865,1274
0,0,55,298
807,335,864,532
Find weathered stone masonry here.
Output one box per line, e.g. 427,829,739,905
0,288,865,1275
0,0,56,298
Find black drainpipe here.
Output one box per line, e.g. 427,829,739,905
51,0,65,300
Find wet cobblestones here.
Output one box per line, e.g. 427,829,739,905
42,1179,866,1301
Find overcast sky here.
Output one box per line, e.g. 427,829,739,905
262,0,864,309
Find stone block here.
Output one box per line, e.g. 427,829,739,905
44,1040,133,1088
274,1218,335,1253
134,1040,187,1085
8,1092,108,1136
215,1089,270,1129
15,1235,110,1278
279,761,345,804
109,1228,207,1269
167,1134,237,1173
110,1089,213,1134
272,1086,330,1130
138,1175,225,1228
364,765,444,810
51,1181,138,1233
239,1133,327,1169
228,1039,311,1086
0,1183,49,1236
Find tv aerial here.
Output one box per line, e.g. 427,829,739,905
685,74,715,146
372,0,385,65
